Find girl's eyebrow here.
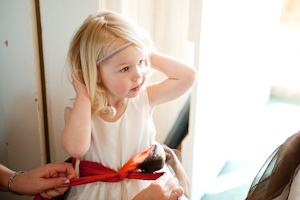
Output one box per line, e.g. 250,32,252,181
115,62,129,67
115,54,146,68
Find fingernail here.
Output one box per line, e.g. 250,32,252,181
62,179,70,185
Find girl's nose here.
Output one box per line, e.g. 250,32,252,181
136,78,143,85
132,67,143,82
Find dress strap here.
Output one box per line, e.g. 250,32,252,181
72,158,80,178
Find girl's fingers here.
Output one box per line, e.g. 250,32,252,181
73,69,82,74
71,70,89,97
72,71,82,84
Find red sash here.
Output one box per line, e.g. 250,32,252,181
34,145,164,200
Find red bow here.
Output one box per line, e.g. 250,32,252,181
34,145,164,200
69,145,163,186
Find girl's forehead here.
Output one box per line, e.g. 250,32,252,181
107,41,145,54
104,44,146,64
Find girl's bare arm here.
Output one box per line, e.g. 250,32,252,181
61,75,91,158
147,52,197,108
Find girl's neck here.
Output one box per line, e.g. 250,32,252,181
101,98,129,122
108,97,128,108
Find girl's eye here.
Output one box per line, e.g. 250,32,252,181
138,59,145,66
121,67,129,72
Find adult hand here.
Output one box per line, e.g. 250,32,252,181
133,173,184,200
11,163,76,199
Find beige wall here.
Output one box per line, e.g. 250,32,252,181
39,0,100,164
0,0,46,199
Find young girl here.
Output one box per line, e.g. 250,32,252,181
61,9,197,200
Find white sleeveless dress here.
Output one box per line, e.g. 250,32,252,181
65,87,169,200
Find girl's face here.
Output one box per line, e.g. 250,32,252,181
98,44,148,101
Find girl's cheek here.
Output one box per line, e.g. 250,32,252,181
141,66,148,75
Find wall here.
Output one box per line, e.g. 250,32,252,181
0,0,46,199
0,0,46,168
39,0,100,163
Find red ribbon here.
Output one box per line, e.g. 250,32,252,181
69,145,164,186
34,145,164,200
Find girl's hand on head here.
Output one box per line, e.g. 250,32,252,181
72,70,89,99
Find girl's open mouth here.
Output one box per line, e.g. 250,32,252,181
131,85,141,92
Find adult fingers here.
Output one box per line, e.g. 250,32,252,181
33,176,70,196
40,191,53,199
164,177,179,193
170,186,184,200
54,186,70,195
153,173,173,188
47,163,76,179
170,190,180,200
39,183,70,199
61,163,76,179
40,190,61,199
45,176,71,189
40,187,68,199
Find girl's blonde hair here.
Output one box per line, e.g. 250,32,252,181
67,10,154,116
